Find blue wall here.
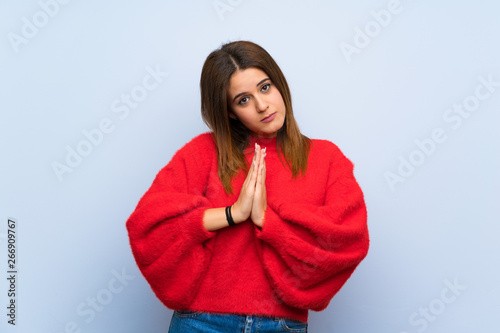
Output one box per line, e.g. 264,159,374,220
1,1,499,332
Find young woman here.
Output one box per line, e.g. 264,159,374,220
126,41,369,333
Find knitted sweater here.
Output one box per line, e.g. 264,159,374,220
126,132,369,323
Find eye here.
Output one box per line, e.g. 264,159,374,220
238,96,250,105
261,83,271,92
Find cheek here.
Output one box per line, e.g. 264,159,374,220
274,95,285,112
233,108,253,123
271,91,286,110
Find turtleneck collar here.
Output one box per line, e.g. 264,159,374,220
246,133,278,152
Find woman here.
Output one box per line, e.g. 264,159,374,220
126,41,369,332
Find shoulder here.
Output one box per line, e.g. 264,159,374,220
309,137,345,158
175,132,216,156
161,132,216,173
157,132,216,177
309,137,354,168
184,131,216,149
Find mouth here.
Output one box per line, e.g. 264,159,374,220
261,112,277,122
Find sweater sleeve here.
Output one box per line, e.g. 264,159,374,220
126,134,217,309
254,142,369,311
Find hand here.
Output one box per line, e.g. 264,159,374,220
251,145,267,228
232,143,267,226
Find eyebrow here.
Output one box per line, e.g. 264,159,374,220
232,78,270,103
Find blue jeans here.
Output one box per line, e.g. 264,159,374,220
168,310,308,332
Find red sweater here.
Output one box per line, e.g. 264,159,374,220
126,132,369,323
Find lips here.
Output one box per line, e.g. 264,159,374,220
261,112,277,122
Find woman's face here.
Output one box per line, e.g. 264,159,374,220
227,68,286,138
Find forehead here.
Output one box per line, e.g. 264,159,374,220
228,68,269,96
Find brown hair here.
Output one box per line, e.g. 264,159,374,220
200,40,311,195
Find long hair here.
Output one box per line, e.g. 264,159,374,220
200,40,311,195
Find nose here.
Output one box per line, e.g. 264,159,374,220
254,96,268,112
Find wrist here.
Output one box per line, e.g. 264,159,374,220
225,206,236,226
231,204,243,224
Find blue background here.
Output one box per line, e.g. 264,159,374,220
1,1,499,332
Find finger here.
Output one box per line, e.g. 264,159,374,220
255,165,263,200
250,157,259,186
259,159,266,186
246,147,260,178
257,153,266,186
248,155,257,172
242,159,254,187
262,157,266,184
253,166,266,223
246,159,257,181
254,145,262,170
256,147,264,175
259,148,266,171
246,144,262,189
261,163,267,206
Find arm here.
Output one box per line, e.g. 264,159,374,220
203,143,265,231
254,144,369,311
203,205,245,231
126,136,217,309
